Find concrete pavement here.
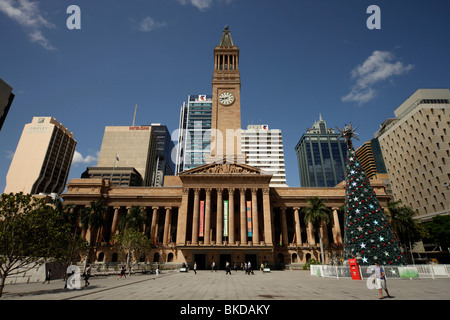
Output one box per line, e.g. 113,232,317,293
2,269,450,301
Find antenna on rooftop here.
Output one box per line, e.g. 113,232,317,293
132,104,138,126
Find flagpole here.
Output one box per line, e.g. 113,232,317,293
111,153,118,182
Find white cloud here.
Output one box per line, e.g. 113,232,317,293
72,151,98,165
138,16,167,32
342,50,413,105
177,0,231,11
0,0,55,50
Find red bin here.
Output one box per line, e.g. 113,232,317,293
348,258,361,280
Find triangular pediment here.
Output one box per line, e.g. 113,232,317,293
180,160,270,176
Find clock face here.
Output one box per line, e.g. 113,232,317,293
219,91,235,105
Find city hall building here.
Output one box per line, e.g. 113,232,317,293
63,27,391,269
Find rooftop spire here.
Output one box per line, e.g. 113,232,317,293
219,25,234,47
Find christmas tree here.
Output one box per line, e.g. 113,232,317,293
337,123,406,266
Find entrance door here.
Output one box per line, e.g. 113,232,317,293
219,254,232,270
194,254,207,270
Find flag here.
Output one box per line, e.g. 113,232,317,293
199,201,205,237
247,201,252,237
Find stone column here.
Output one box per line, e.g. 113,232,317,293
111,207,120,236
262,188,272,246
192,188,200,245
216,188,223,245
228,188,235,244
176,188,190,245
293,207,302,246
163,207,172,245
280,205,288,246
307,222,315,245
204,188,212,245
251,188,259,245
239,188,247,244
150,206,159,245
332,207,342,245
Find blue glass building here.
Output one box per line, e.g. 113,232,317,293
295,115,346,187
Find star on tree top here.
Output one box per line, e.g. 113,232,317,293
336,122,359,143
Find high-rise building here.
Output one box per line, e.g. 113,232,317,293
175,95,212,174
377,88,450,221
0,79,15,132
241,125,287,186
295,115,346,187
96,125,158,186
4,117,76,195
150,123,175,186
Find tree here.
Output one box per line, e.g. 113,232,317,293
80,198,106,270
119,206,146,232
0,193,76,297
424,215,450,250
303,196,332,263
112,229,152,276
342,138,406,265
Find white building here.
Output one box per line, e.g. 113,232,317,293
241,125,287,187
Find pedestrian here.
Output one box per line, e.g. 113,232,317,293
118,265,126,279
84,264,91,287
225,261,231,275
233,262,238,273
211,260,216,272
43,268,51,284
241,262,244,271
194,262,197,275
374,262,392,299
247,261,253,275
260,263,264,274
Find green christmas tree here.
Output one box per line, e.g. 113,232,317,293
338,123,406,266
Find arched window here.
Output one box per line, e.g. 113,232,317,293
167,253,174,262
153,253,160,263
98,252,104,262
111,252,118,262
292,253,298,263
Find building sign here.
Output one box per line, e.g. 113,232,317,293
199,201,205,237
199,95,207,101
247,201,252,237
223,200,229,237
261,125,268,130
129,126,150,130
27,125,50,135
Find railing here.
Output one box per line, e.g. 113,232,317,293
310,264,450,279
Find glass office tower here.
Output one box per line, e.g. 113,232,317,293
175,95,212,174
295,115,346,187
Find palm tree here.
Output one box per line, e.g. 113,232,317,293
119,206,146,232
386,200,419,262
303,197,332,264
80,198,106,269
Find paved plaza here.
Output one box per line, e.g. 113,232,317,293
2,269,449,301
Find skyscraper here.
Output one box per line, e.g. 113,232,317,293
175,94,212,174
241,125,287,186
96,125,158,186
4,117,76,195
295,115,346,187
150,123,175,186
0,79,15,132
377,88,450,221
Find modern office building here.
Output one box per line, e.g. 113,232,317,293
295,115,347,187
81,167,143,187
241,125,287,186
0,79,15,132
175,95,212,174
377,88,450,221
96,125,158,186
4,117,76,195
150,123,175,187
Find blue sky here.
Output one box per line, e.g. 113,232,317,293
1,0,449,191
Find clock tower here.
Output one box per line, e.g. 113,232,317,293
209,26,243,162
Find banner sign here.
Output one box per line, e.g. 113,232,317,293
199,201,204,237
247,201,252,237
223,200,229,237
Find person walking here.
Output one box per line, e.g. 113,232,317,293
193,262,197,275
118,265,126,279
260,263,265,274
374,262,392,299
84,264,91,287
225,261,231,275
211,260,216,272
43,268,51,284
247,261,253,275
